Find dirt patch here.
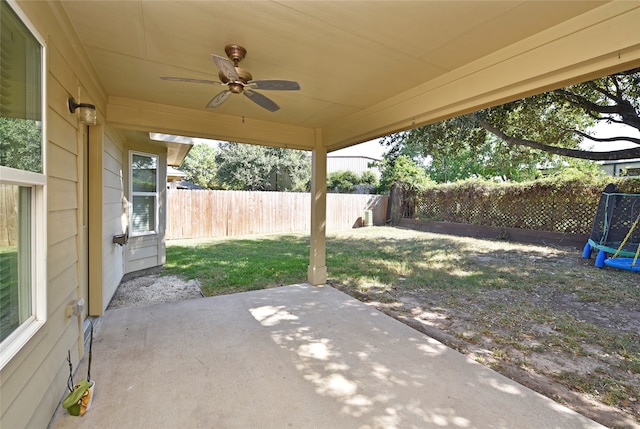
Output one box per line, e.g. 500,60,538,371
381,306,639,429
107,274,203,310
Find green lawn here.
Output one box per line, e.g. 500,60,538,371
163,234,310,296
163,227,489,295
0,247,19,342
164,227,638,303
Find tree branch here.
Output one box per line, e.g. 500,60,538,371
471,114,640,161
554,89,620,115
554,88,640,130
573,129,640,146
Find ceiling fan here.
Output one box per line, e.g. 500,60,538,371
160,44,300,112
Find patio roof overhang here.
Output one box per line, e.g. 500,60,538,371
42,0,640,285
53,0,640,153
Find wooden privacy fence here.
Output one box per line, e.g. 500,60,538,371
167,189,388,240
0,185,18,247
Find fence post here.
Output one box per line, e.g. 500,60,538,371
388,183,403,226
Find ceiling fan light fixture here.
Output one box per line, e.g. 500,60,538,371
229,83,244,94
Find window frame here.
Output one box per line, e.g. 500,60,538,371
0,0,47,370
129,151,159,236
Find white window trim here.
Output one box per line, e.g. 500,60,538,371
0,191,47,363
129,151,159,236
0,0,47,370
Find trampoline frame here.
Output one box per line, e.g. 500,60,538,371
583,190,640,271
604,257,640,272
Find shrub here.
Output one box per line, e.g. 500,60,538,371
404,175,640,233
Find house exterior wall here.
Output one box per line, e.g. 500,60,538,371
100,130,126,312
599,159,640,177
327,155,381,179
1,3,90,427
1,2,168,427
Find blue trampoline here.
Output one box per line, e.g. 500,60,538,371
582,184,640,272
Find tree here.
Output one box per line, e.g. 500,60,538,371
553,68,640,147
327,171,359,193
382,117,548,183
0,117,42,173
215,142,310,191
327,170,379,193
359,171,378,186
270,147,311,192
180,143,218,189
473,68,640,160
384,68,640,169
377,155,434,193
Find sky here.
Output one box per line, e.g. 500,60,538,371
579,122,640,152
331,139,386,159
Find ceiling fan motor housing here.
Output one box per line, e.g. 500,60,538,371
219,67,253,93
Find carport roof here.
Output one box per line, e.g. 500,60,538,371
55,1,640,153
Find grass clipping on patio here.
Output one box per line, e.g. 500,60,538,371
163,227,639,427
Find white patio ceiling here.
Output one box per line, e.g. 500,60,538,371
57,1,640,154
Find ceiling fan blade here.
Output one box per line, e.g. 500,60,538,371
246,80,300,91
160,76,221,85
206,90,232,108
211,54,239,82
244,89,279,112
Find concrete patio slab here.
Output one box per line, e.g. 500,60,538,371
49,284,604,429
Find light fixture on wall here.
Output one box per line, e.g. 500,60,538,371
68,97,97,125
